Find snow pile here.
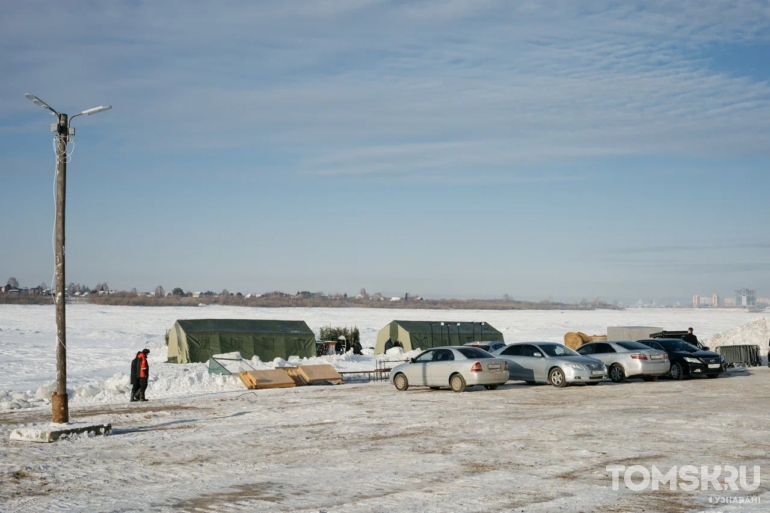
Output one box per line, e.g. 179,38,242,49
0,358,244,412
0,390,36,411
0,349,421,412
708,317,770,363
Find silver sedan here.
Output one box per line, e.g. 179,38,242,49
389,346,509,393
576,341,670,382
492,342,607,387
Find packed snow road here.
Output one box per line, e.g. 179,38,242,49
2,368,768,512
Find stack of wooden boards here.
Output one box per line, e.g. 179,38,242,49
238,364,343,390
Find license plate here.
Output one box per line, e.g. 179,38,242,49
708,363,721,369
592,370,604,375
651,354,663,360
488,364,501,370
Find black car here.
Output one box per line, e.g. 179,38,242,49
638,338,725,380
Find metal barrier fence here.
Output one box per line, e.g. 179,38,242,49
338,358,410,383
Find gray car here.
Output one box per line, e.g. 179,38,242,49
463,341,507,353
389,346,509,393
576,341,670,382
492,342,606,387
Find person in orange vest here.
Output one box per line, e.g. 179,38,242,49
130,349,150,402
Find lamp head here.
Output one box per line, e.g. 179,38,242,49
81,106,112,116
24,93,58,116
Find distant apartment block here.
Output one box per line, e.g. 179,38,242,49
757,297,770,306
724,297,736,306
735,288,757,307
692,294,719,308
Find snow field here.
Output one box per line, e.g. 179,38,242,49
0,304,766,412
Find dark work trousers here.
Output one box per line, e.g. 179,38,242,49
131,382,140,401
137,378,149,401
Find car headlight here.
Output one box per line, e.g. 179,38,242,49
563,362,585,370
683,357,701,364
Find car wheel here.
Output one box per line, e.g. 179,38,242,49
706,374,720,379
641,376,658,382
669,363,684,380
429,387,441,390
484,385,498,390
549,368,567,388
394,373,409,391
585,382,600,386
609,364,626,383
450,374,467,393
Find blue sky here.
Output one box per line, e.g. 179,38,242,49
1,1,769,302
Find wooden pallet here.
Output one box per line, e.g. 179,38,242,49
238,370,296,389
296,364,343,384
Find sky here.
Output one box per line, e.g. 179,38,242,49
1,0,769,303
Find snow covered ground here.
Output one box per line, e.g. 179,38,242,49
1,305,769,511
0,304,766,411
1,368,769,511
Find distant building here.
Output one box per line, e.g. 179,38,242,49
191,292,203,298
692,294,719,308
735,289,757,307
724,297,736,306
757,297,770,305
390,297,402,302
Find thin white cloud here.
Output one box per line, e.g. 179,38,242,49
2,0,769,181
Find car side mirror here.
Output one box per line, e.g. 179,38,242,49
409,358,416,364
702,346,709,351
533,352,543,358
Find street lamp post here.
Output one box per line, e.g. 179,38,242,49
440,322,445,345
25,94,112,424
456,322,461,345
479,321,486,342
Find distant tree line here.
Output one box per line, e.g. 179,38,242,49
2,277,623,311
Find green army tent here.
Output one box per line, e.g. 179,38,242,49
167,319,316,364
374,320,504,354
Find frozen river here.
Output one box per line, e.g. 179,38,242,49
0,304,763,409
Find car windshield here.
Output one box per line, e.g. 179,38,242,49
616,342,651,351
659,340,700,352
456,347,494,359
536,344,580,357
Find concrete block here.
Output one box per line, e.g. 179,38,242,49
9,422,112,443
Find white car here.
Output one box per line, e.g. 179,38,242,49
389,346,509,393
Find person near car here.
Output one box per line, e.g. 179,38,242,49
682,328,699,347
130,349,150,402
